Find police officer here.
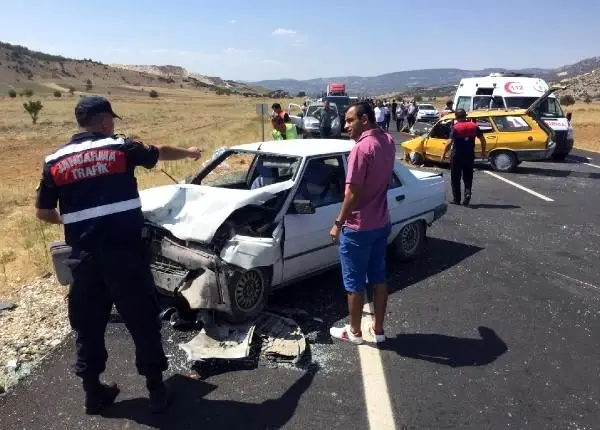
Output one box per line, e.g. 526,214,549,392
34,96,202,414
441,108,486,205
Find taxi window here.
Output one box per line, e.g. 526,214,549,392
492,116,531,132
475,117,494,133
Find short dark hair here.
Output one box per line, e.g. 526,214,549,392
455,108,467,119
349,101,375,123
272,103,281,110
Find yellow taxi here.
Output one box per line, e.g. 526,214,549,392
401,90,557,172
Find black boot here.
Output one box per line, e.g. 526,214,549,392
463,189,471,206
146,373,169,414
83,378,120,415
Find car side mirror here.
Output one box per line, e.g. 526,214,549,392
288,199,315,215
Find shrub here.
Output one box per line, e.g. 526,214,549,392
53,90,62,98
8,89,17,98
85,79,92,91
583,95,592,104
560,94,575,106
68,86,75,96
23,88,34,97
23,100,43,124
149,90,159,98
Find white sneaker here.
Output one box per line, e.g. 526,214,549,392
329,325,364,345
368,326,386,343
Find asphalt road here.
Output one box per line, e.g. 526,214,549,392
1,131,599,429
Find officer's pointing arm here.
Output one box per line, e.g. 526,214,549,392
157,146,202,161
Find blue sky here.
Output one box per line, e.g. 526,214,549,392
1,0,599,81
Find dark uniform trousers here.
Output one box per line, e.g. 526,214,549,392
450,153,474,202
66,245,168,380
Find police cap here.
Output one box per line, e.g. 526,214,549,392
75,96,122,126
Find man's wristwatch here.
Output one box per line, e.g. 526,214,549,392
334,219,343,228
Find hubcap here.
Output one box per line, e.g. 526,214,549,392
234,270,264,311
495,153,513,170
399,222,420,254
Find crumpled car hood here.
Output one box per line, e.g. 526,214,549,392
140,180,294,243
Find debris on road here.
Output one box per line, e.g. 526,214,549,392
177,311,306,365
255,311,306,364
179,321,255,361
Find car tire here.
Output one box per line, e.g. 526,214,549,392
490,150,518,172
392,220,426,262
223,267,270,323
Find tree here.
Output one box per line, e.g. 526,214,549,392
68,86,75,96
23,88,34,97
296,91,306,97
23,100,43,124
53,90,62,98
8,89,17,98
85,79,92,91
583,95,592,104
560,94,575,106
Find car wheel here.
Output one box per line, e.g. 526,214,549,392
224,267,270,323
409,151,424,165
392,220,426,262
490,151,518,172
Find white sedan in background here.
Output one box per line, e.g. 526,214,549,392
416,104,441,123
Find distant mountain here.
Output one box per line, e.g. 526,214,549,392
251,57,600,96
0,41,268,96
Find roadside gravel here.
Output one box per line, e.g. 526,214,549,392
0,275,71,394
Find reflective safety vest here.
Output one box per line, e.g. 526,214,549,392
271,123,298,141
35,131,160,249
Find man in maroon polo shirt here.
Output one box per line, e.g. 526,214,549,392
329,101,396,344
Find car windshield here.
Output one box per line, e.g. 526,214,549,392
504,96,565,117
197,150,301,189
419,105,435,110
306,104,337,117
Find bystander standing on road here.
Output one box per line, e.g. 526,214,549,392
407,100,418,128
329,101,396,344
383,102,391,130
314,100,337,138
441,100,454,116
395,102,405,132
34,96,202,415
441,108,487,205
374,101,386,129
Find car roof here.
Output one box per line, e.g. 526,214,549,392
230,139,354,157
440,108,528,121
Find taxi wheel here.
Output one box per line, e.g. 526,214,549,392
490,151,518,172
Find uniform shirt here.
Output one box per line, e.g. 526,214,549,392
35,131,160,250
345,128,396,231
449,120,483,158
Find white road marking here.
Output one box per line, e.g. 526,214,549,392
551,271,600,291
583,162,600,169
483,171,554,202
358,301,396,430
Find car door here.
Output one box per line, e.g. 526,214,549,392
473,117,498,159
282,155,346,282
287,103,304,129
423,118,453,161
491,115,548,152
386,167,412,235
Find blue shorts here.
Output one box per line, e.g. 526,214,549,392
339,223,391,293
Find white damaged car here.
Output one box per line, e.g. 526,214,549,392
137,139,447,323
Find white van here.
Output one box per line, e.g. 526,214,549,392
453,73,573,160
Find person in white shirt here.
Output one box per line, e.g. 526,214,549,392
374,102,386,129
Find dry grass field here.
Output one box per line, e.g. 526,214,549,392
0,88,301,298
0,93,598,298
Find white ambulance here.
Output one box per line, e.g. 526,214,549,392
453,73,573,160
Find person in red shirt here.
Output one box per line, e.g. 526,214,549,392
442,109,486,205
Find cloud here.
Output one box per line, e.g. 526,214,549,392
228,19,236,24
272,28,297,36
262,59,282,66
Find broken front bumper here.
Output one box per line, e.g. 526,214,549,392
144,224,242,315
